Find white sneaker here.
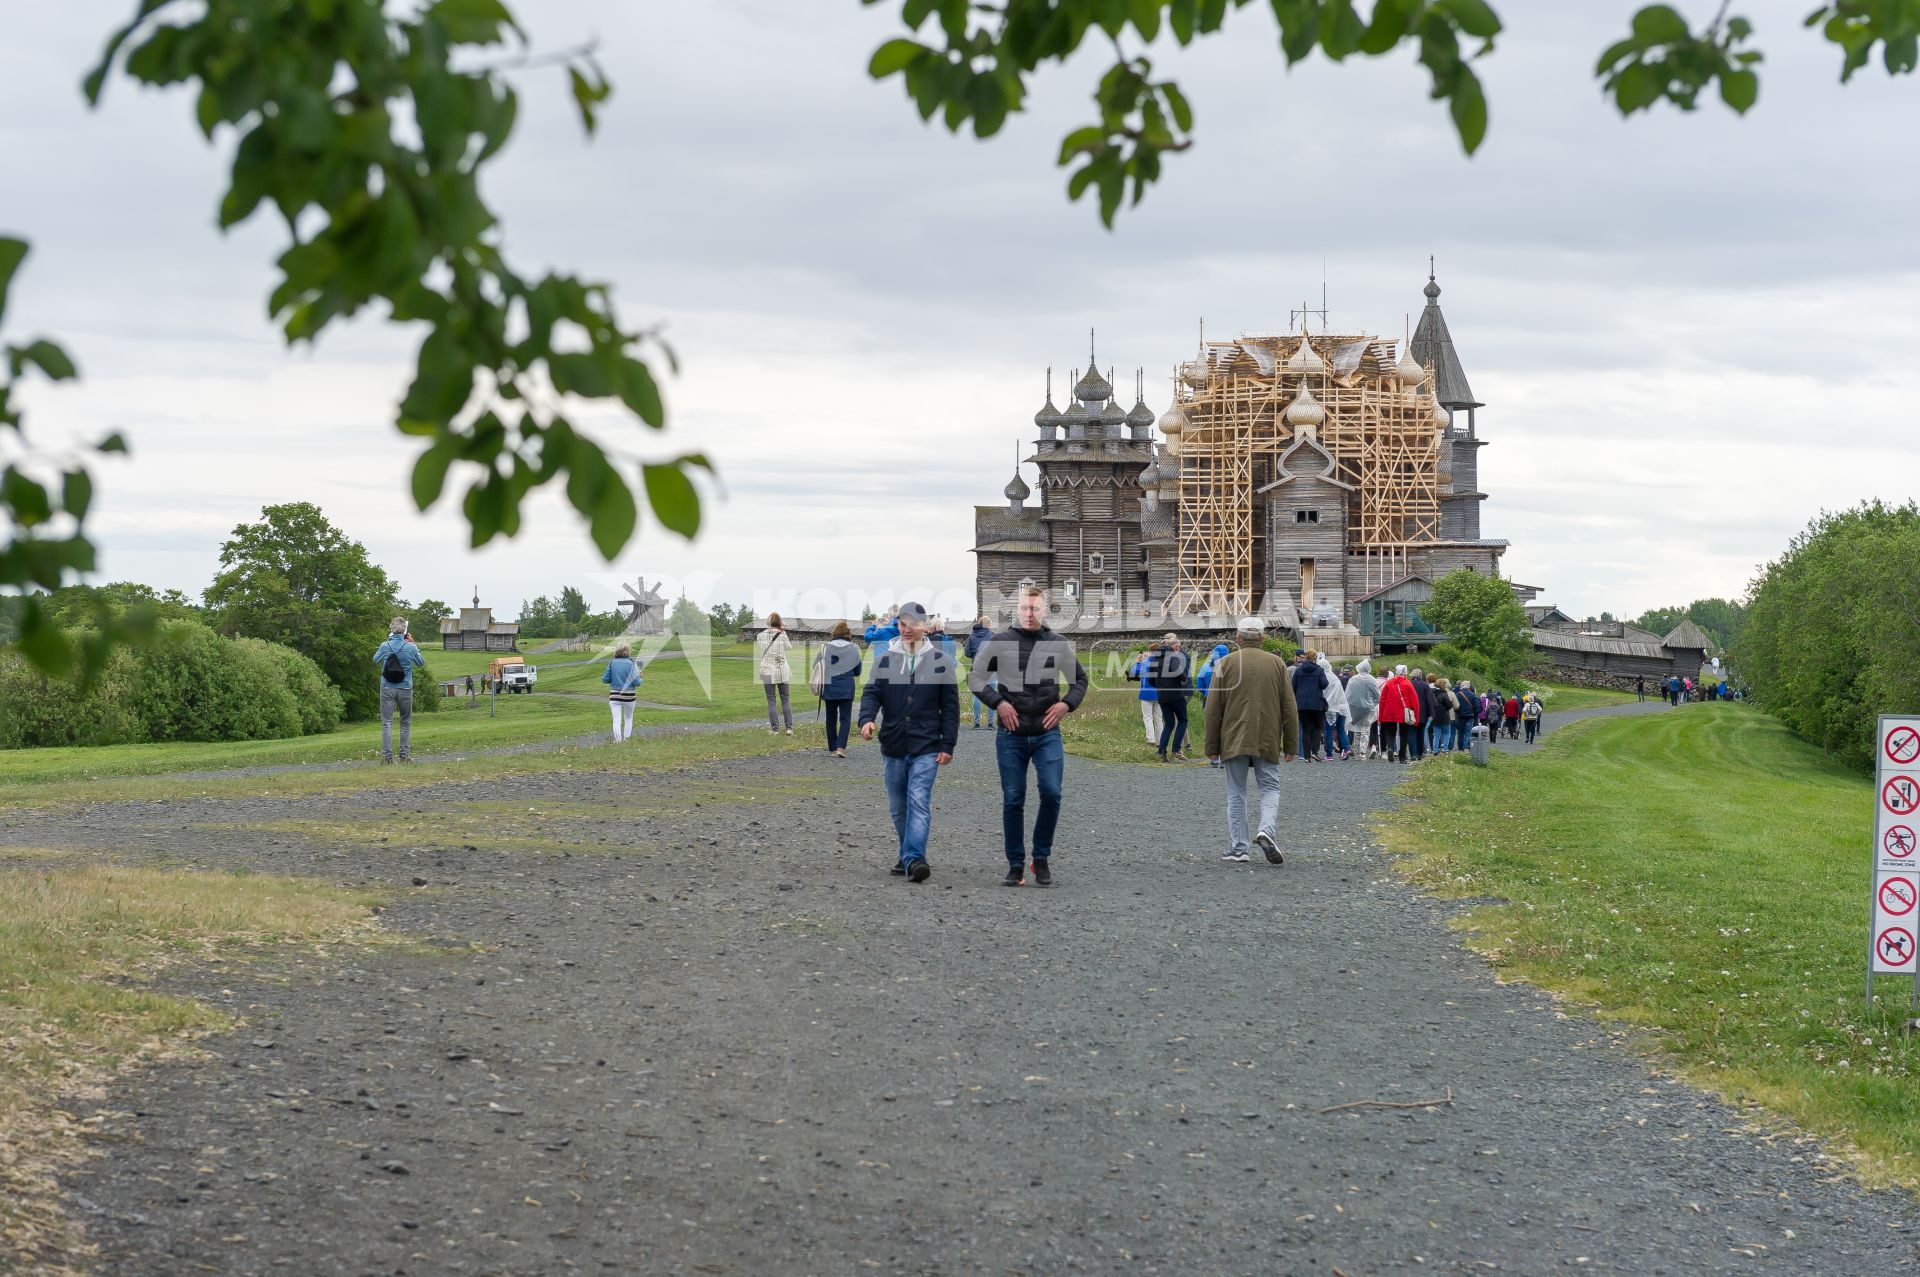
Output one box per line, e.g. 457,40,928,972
1222,850,1251,863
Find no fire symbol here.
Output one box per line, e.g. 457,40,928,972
1876,926,1915,968
1880,876,1917,917
1887,726,1920,766
1888,825,1918,859
1884,775,1920,817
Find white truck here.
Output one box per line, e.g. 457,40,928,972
489,657,538,694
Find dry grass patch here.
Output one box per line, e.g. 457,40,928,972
0,863,383,1273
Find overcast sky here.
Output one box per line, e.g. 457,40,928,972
4,4,1915,623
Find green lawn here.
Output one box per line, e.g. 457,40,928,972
1378,703,1920,1191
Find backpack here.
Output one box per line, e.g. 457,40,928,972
809,651,827,698
1523,699,1542,720
382,646,407,684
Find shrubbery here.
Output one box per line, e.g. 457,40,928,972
0,620,343,749
1740,501,1920,767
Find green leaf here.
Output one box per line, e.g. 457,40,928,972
1630,4,1690,45
20,339,77,381
400,327,474,423
411,439,458,510
1449,67,1488,153
62,468,93,521
643,461,701,539
2,467,52,527
1439,0,1503,41
569,64,611,137
1719,67,1758,112
618,358,665,427
427,0,520,46
97,432,128,454
1161,81,1194,132
15,602,74,677
1057,125,1108,162
0,237,27,326
868,38,926,77
589,470,638,558
550,351,614,398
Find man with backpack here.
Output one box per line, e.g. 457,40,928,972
374,618,426,764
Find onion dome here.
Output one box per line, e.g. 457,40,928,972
1285,385,1326,430
1074,364,1112,403
1429,395,1449,424
1287,336,1324,378
1004,471,1032,502
1127,397,1156,429
1034,396,1062,429
1061,399,1089,424
1394,343,1425,389
1136,461,1161,489
1157,401,1186,435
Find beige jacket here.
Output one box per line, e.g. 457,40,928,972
755,627,792,682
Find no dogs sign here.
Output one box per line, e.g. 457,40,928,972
1870,717,1920,983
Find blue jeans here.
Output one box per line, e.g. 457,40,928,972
995,727,1064,866
971,675,997,726
883,752,940,867
1323,712,1350,756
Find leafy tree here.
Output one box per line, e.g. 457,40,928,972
867,1,1916,225
1739,501,1920,766
517,595,559,638
1421,569,1531,680
1598,610,1616,623
1632,597,1748,652
559,586,589,626
668,592,708,635
1634,606,1685,635
202,502,400,721
404,596,454,641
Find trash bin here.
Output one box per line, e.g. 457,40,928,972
1470,723,1491,766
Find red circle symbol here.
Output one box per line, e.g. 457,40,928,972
1888,726,1920,766
1884,776,1920,817
1876,926,1915,966
1888,825,1918,859
1880,877,1917,917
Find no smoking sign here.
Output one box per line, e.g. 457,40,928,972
1887,725,1920,766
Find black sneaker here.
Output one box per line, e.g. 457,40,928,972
908,860,931,883
1031,860,1051,887
1255,831,1284,865
1001,865,1024,887
890,861,906,876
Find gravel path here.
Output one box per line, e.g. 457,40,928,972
30,707,1918,1275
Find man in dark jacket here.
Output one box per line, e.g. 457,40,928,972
858,602,958,883
969,586,1087,887
1289,650,1329,762
964,615,995,729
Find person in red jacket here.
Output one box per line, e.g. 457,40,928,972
1502,694,1522,739
1377,664,1422,764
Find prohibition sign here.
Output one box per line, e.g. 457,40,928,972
1880,876,1917,917
1888,825,1918,859
1876,926,1915,967
1884,775,1920,817
1888,726,1920,766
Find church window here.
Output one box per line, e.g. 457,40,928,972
1063,579,1079,599
1295,509,1319,524
1088,553,1104,572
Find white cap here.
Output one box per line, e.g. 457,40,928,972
1235,616,1266,636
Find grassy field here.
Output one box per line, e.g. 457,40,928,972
0,857,383,1272
1377,703,1920,1190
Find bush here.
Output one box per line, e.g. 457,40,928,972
1,621,348,749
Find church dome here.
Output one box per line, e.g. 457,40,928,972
1034,397,1062,428
1074,364,1112,403
1157,401,1186,434
1061,399,1089,423
1285,386,1326,430
1004,471,1032,501
1287,336,1324,378
1136,461,1161,488
1127,398,1156,429
1394,344,1425,389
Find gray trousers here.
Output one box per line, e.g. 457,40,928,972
763,679,792,729
380,685,414,759
1222,754,1282,853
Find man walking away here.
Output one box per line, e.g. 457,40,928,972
1204,617,1299,864
858,602,957,883
1345,659,1381,759
374,618,425,763
1149,634,1195,762
970,585,1087,887
1127,643,1163,748
1290,650,1329,762
964,614,995,728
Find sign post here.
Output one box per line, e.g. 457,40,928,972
1868,716,1920,1009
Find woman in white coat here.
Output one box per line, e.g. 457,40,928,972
1315,651,1352,760
1343,658,1381,760
755,612,795,735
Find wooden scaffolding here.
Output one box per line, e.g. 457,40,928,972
1165,330,1446,614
